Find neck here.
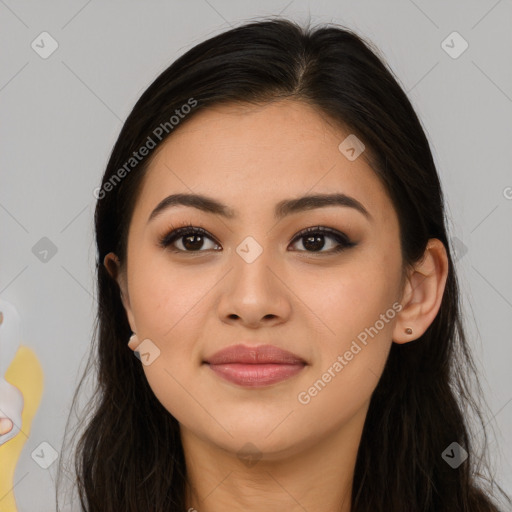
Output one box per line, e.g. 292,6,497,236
181,404,368,512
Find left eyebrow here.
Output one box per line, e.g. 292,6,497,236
147,192,372,224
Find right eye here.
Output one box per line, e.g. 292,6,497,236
158,224,221,253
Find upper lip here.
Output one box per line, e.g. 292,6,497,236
204,344,306,365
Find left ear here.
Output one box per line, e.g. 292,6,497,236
392,238,449,344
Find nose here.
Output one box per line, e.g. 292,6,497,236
216,246,292,329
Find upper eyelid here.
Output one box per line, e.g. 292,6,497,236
160,225,352,247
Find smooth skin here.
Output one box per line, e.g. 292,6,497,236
104,99,448,512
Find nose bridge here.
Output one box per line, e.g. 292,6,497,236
232,233,277,297
217,232,291,326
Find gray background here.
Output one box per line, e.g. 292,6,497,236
1,0,511,509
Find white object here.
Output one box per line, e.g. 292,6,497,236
0,298,24,445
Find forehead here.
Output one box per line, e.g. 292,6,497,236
134,99,394,224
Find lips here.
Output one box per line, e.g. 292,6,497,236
204,344,306,365
203,344,307,387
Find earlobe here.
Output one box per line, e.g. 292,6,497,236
392,238,449,344
128,333,141,351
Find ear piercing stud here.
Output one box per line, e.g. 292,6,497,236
405,327,413,335
128,333,139,349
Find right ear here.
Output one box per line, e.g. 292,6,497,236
103,252,137,334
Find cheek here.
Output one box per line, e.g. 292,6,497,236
293,250,400,398
129,257,212,341
295,252,401,344
291,273,397,431
141,361,187,420
127,260,214,421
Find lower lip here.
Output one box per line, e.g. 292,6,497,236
205,363,305,387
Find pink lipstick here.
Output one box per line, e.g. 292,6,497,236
204,344,306,387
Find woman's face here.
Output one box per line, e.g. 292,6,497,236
115,99,405,459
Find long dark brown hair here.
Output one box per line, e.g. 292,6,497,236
56,17,511,511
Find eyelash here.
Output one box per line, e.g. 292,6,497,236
158,221,356,255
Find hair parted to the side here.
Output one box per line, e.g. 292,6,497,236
56,16,511,511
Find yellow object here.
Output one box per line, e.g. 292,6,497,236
0,346,44,512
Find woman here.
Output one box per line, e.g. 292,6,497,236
57,17,511,511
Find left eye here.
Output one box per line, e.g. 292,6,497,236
159,225,355,254
289,226,355,253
